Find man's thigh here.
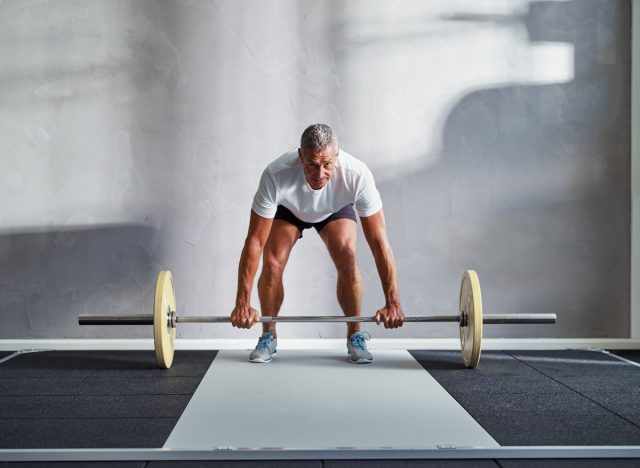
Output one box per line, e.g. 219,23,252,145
318,218,358,257
313,204,356,234
263,219,300,262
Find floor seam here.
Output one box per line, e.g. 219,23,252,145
601,349,640,368
0,393,196,397
0,417,178,420
0,352,23,365
507,350,640,432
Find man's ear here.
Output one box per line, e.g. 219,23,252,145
298,148,302,160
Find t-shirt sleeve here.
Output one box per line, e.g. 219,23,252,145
354,167,383,217
251,168,278,218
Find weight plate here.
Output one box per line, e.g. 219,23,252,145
459,270,482,368
154,270,176,369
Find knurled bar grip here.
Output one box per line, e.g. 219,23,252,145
78,313,557,326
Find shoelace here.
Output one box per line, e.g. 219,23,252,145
350,332,371,350
256,333,274,350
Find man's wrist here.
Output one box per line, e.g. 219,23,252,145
385,294,401,308
235,297,250,307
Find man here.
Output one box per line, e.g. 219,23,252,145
230,124,404,363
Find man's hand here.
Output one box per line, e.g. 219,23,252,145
230,304,260,329
361,210,404,330
374,304,405,329
232,211,273,329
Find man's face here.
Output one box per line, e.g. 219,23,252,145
298,145,338,190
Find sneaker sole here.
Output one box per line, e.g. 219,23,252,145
349,356,373,364
249,351,277,363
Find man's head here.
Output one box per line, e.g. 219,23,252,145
298,124,339,190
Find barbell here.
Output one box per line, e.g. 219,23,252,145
78,270,556,369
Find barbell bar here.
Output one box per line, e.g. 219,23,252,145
78,314,556,325
78,269,557,369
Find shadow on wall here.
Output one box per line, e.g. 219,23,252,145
376,0,630,338
0,2,194,339
0,225,162,339
0,2,261,340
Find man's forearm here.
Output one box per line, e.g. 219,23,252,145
235,239,263,306
370,241,400,306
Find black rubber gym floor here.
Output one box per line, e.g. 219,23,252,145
0,350,217,448
410,349,640,446
1,349,640,468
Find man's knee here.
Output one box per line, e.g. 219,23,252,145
331,243,359,277
261,250,288,278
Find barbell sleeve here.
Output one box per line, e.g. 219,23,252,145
78,315,154,325
483,314,557,324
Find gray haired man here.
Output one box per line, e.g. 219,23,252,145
230,124,405,363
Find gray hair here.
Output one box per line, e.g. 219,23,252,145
300,124,338,151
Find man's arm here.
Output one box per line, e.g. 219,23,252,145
360,209,405,328
230,210,273,328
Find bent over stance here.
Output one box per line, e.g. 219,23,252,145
230,124,404,363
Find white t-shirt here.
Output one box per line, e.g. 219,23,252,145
252,149,383,223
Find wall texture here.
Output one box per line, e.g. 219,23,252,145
0,0,631,339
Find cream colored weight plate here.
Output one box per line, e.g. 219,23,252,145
459,269,482,368
154,270,176,369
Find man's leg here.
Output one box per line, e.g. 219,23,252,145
319,219,362,337
257,219,300,337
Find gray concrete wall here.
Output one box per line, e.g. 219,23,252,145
0,0,631,339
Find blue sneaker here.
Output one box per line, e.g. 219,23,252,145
347,331,373,364
249,332,277,363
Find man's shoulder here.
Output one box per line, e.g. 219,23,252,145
265,150,299,175
338,149,371,175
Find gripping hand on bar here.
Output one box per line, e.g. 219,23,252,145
230,304,260,329
374,305,405,329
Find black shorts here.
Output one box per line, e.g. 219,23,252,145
274,204,356,238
